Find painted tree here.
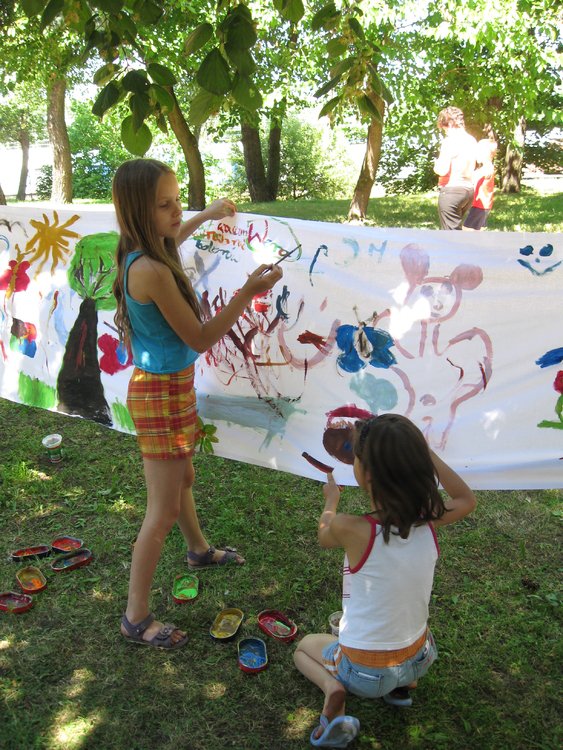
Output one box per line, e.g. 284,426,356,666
56,232,119,425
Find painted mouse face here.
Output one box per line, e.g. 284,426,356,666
409,279,457,320
518,244,561,276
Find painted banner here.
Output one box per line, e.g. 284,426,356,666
0,205,561,489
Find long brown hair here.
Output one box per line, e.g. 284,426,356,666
112,158,201,342
354,414,446,542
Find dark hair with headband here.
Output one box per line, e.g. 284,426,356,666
353,414,446,542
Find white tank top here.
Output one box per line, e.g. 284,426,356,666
339,515,439,650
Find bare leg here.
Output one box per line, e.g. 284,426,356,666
121,457,186,644
294,634,347,739
176,457,244,565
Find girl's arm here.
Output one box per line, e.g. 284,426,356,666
431,450,477,526
317,472,364,550
143,260,283,353
177,198,236,246
318,472,342,548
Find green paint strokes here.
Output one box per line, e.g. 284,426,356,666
538,394,563,430
18,373,56,409
112,399,135,432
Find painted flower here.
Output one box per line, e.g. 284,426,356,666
98,333,132,375
554,370,563,394
336,324,396,374
0,259,31,293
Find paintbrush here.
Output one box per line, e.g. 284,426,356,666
273,244,301,265
260,244,301,275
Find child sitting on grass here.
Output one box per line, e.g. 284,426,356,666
294,414,476,748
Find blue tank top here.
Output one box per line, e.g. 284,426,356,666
124,251,199,373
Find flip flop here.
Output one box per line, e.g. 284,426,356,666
310,715,360,748
382,687,413,707
186,545,244,570
121,612,188,650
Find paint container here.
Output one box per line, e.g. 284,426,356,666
329,611,342,637
42,433,63,463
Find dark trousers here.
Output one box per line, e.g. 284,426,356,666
438,186,474,230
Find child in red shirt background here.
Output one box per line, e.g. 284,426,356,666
463,138,498,231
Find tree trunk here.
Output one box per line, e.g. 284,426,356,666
502,117,526,193
46,76,72,203
0,183,6,205
57,297,112,425
17,128,30,201
166,89,206,210
347,95,385,222
266,121,281,201
241,121,271,202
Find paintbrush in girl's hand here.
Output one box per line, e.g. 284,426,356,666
260,244,301,275
273,244,301,265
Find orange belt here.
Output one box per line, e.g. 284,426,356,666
339,629,427,668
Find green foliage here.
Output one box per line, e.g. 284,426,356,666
197,416,219,454
377,134,439,195
67,232,118,306
35,164,52,200
225,115,356,201
67,100,130,200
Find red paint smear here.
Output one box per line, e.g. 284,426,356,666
76,320,88,368
297,330,327,350
302,452,334,474
326,405,374,420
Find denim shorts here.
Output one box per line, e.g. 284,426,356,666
322,631,437,699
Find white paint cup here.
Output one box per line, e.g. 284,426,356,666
42,433,63,463
329,611,342,637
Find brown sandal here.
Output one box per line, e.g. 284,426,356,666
121,612,188,649
186,545,244,570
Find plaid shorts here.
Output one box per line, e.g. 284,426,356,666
127,365,198,460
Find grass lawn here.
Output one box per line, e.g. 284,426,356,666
238,187,563,233
1,192,562,749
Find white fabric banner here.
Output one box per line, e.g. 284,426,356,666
0,205,561,489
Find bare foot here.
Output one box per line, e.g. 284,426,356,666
312,683,346,739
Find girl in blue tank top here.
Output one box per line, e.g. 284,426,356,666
112,158,283,649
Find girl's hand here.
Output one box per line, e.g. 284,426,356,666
204,197,236,220
242,264,283,296
323,472,341,506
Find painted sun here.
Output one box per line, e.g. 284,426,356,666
25,211,81,275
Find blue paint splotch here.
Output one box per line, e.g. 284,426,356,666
536,347,563,369
336,324,396,373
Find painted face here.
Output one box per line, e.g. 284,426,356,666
411,280,457,320
154,172,183,241
517,244,561,276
